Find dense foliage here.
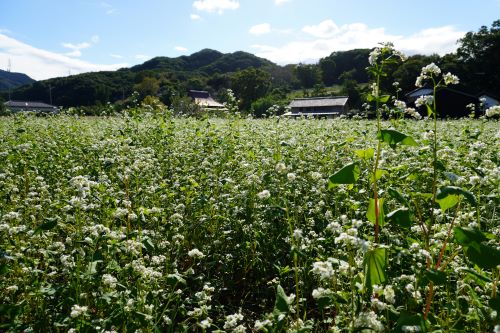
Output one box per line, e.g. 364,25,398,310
0,112,498,332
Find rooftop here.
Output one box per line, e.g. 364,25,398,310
5,100,57,108
289,97,348,108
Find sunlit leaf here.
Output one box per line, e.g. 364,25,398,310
328,162,360,188
354,148,374,160
363,248,386,289
437,186,477,207
377,130,417,149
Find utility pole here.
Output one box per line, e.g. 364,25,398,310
7,58,11,72
48,84,54,105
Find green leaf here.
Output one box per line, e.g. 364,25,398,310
363,248,387,289
466,242,500,269
34,218,58,235
379,95,391,103
393,312,427,333
489,295,500,313
436,193,459,212
166,273,186,286
366,198,385,227
366,94,375,102
371,169,388,182
273,285,290,316
386,208,412,228
426,104,434,117
436,186,477,207
328,162,360,188
388,187,409,206
454,227,487,246
423,269,447,285
461,268,492,284
377,130,417,149
354,148,374,160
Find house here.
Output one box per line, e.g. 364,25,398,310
284,96,349,118
188,90,226,110
4,100,59,113
406,87,479,118
477,92,500,109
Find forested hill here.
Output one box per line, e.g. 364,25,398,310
7,48,286,107
0,69,35,91
4,20,499,109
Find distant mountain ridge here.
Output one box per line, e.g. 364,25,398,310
5,48,281,107
0,69,36,92
130,48,275,74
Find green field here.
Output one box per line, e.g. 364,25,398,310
0,114,498,332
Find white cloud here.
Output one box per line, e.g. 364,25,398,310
110,54,123,59
252,20,465,64
249,23,271,36
62,35,100,58
192,0,239,14
0,33,127,80
302,19,340,38
190,13,202,20
174,46,188,52
275,0,291,5
394,26,465,55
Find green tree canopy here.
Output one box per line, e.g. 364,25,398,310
294,64,321,89
231,68,271,111
457,20,500,93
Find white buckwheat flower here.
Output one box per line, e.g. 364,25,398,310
443,72,459,85
257,190,270,199
70,304,88,318
188,248,205,259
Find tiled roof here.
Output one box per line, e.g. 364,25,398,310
5,101,57,108
289,97,348,108
194,97,225,108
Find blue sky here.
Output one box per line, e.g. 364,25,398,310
0,0,499,80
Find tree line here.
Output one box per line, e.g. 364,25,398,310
2,20,498,117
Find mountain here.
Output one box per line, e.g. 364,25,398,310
5,49,283,107
0,69,36,91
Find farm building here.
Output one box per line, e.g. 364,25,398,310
188,90,226,110
4,100,58,113
406,87,479,118
284,96,349,118
477,92,500,109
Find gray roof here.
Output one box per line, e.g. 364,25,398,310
407,88,433,98
5,101,57,108
289,97,348,108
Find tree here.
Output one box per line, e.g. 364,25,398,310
319,57,336,86
231,68,271,111
456,20,500,93
295,64,321,89
133,77,160,99
340,70,362,110
0,96,6,115
393,54,440,94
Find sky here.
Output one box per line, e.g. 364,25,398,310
0,0,499,80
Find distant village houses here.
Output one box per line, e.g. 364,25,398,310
188,90,226,111
4,100,59,113
404,87,496,118
285,96,349,118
